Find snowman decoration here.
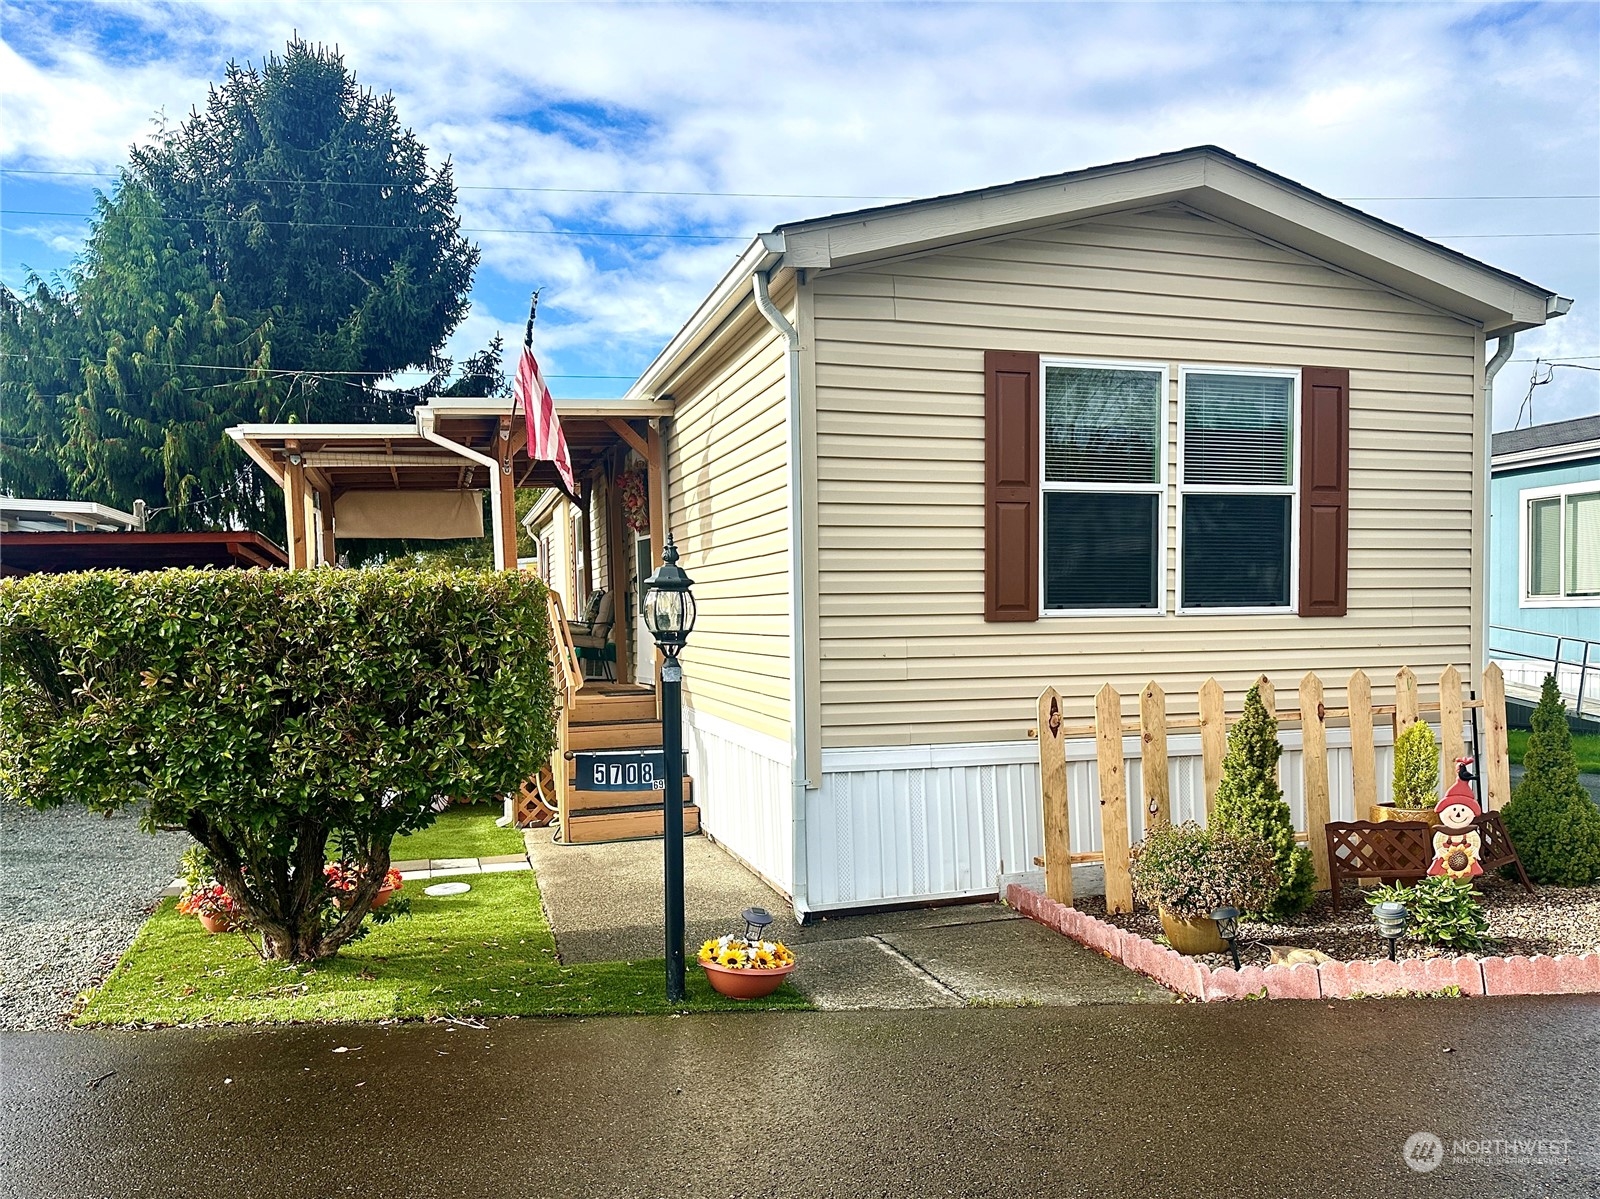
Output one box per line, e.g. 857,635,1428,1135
1428,758,1483,881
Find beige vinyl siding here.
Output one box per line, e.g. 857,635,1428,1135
667,292,792,743
812,205,1483,747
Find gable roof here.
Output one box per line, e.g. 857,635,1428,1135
628,146,1569,400
1491,415,1600,470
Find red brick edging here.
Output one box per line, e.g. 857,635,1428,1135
1006,882,1600,1000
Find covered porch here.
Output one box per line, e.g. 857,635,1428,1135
228,397,697,844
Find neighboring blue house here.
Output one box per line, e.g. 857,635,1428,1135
1489,414,1600,723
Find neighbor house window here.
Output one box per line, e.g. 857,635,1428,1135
1041,360,1166,613
1178,368,1298,610
1524,484,1600,603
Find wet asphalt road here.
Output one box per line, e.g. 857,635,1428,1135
3,999,1597,1199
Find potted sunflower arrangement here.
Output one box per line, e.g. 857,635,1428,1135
697,933,797,999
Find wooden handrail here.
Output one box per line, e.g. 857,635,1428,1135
545,589,583,703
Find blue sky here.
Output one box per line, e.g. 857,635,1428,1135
2,0,1597,426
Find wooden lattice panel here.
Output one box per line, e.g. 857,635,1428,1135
513,761,557,830
1325,815,1532,912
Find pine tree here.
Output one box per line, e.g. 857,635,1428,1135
1501,675,1600,886
1211,682,1316,915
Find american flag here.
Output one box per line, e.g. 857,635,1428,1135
515,336,575,496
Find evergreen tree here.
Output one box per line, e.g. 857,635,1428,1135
1211,682,1316,915
1501,675,1600,886
1,37,477,535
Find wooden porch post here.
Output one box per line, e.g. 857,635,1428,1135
283,440,310,570
495,416,519,570
606,455,631,683
646,421,667,692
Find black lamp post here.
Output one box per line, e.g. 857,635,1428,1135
1211,906,1242,970
644,533,697,1002
1373,901,1409,961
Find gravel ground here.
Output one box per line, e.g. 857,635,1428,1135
1082,875,1600,972
0,799,185,1030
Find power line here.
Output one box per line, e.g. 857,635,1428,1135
0,208,748,241
6,206,1595,242
6,169,1596,204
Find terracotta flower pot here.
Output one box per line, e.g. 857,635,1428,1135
700,960,796,1000
1159,908,1226,955
197,911,232,935
334,882,400,911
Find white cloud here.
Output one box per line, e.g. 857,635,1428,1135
2,0,1595,422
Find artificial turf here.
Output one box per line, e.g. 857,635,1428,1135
78,811,808,1027
386,804,527,861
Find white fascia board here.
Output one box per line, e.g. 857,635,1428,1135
523,485,566,531
0,497,141,527
775,149,1556,335
785,155,1208,271
1492,441,1600,472
623,237,775,401
1193,158,1551,335
227,423,418,440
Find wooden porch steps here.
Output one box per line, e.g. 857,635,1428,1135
561,801,701,844
565,718,664,751
569,688,658,725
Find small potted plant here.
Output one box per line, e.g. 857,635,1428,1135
1130,821,1280,955
324,862,404,910
696,934,797,999
175,847,238,934
1376,720,1441,825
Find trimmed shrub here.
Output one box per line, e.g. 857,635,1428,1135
1501,674,1600,886
1367,876,1490,952
1210,682,1315,916
1130,820,1280,921
1,568,556,961
1392,719,1441,810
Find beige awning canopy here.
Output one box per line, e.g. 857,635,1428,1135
227,397,671,568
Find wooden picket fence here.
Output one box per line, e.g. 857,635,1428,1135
1034,663,1512,915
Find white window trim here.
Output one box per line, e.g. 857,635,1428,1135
1175,364,1302,616
1518,480,1600,609
1038,356,1169,618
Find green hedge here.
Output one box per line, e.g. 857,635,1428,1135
1,567,556,959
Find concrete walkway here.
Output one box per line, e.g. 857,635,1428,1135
524,831,1170,1009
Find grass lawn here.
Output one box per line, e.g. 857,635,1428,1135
1508,730,1600,775
79,809,808,1027
388,804,526,861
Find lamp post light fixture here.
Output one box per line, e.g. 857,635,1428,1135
1211,906,1242,970
645,533,696,1003
742,906,775,942
1373,901,1409,961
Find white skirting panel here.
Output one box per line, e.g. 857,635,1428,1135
683,707,793,897
809,724,1430,912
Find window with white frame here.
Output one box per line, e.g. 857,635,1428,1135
1524,483,1600,604
1178,368,1298,610
1041,360,1166,612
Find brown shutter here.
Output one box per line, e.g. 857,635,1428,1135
1299,366,1350,616
984,351,1040,622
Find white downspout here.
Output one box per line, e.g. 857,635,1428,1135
753,262,813,919
1481,332,1515,670
417,406,507,571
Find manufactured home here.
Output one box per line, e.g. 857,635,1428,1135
238,146,1570,918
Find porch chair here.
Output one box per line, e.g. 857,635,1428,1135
569,589,615,681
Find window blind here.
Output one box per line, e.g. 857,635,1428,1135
1045,492,1160,610
1566,491,1600,597
1044,367,1163,484
1182,494,1291,608
1183,373,1293,486
1529,497,1563,597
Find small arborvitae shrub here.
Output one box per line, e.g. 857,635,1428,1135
1501,675,1600,886
1211,682,1315,916
1130,820,1280,921
1392,719,1441,810
1367,877,1491,952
